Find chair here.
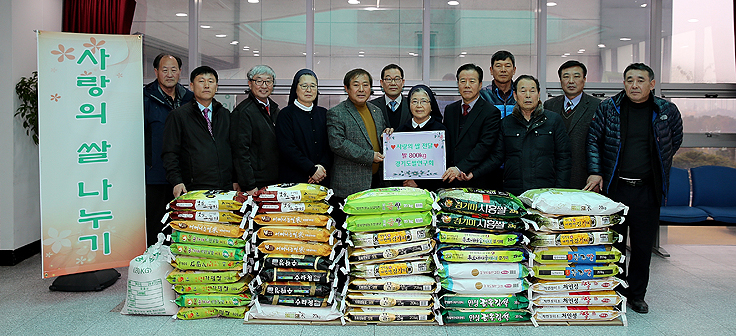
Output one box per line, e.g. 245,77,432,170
691,165,736,223
659,167,709,223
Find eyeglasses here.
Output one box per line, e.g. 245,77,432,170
411,99,430,106
298,83,317,90
458,78,478,85
383,77,404,83
250,79,274,87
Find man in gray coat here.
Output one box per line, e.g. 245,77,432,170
544,60,600,189
327,68,388,199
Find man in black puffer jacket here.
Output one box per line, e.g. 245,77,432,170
585,63,683,314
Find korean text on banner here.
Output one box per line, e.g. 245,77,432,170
383,131,446,180
37,31,145,278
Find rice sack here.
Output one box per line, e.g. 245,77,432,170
258,295,331,308
344,211,433,233
170,243,245,261
346,293,435,308
436,261,530,279
177,306,247,320
348,240,435,265
256,226,337,244
530,290,623,306
166,210,244,224
257,201,332,214
261,254,333,271
533,245,623,264
170,230,246,248
436,229,527,246
436,212,529,232
343,187,436,215
436,188,527,218
531,230,621,247
525,209,622,231
166,269,242,284
441,309,531,324
532,306,623,322
175,293,252,307
519,188,628,216
529,278,624,293
345,308,434,323
440,293,529,310
251,213,335,229
350,257,433,278
168,221,245,238
171,256,243,271
532,264,621,280
256,240,335,257
440,278,530,295
173,278,250,294
257,268,333,284
350,227,432,247
436,244,528,263
259,281,333,297
168,190,248,211
253,183,333,203
245,304,342,322
347,275,437,293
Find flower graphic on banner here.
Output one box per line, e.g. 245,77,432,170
76,244,97,263
117,73,123,78
75,256,87,265
83,37,105,54
50,44,75,62
43,227,72,253
80,71,92,76
50,94,61,102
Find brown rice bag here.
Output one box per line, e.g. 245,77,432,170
168,220,245,238
253,183,333,203
251,213,334,229
256,240,336,257
256,225,338,244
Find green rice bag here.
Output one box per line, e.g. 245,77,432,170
349,240,435,264
258,295,330,307
437,212,528,231
350,227,432,247
170,230,246,248
436,229,527,246
533,245,622,264
532,263,621,280
171,256,243,271
525,209,623,231
347,275,437,293
261,254,333,270
436,261,530,279
441,309,531,324
175,293,251,307
436,244,528,263
172,278,250,294
170,243,245,261
345,211,433,233
440,278,530,295
440,293,529,310
437,188,527,218
260,281,333,297
350,257,434,278
518,188,629,216
343,187,436,215
530,229,621,247
176,306,247,320
167,269,242,284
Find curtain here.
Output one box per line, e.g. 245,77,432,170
63,0,137,35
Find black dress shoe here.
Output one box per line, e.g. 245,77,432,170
628,298,649,314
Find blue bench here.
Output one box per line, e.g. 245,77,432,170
659,167,709,223
690,165,736,223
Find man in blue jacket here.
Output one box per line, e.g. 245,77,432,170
143,53,193,245
585,63,683,314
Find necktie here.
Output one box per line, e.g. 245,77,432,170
203,108,213,136
389,101,398,112
266,104,270,116
565,101,573,112
462,104,470,116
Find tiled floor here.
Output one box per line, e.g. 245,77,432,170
2,238,736,335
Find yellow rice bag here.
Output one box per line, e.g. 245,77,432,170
166,269,242,284
168,190,248,211
256,201,332,214
254,183,333,203
168,220,245,238
257,226,336,244
251,213,335,229
257,240,335,257
176,306,247,320
173,278,250,294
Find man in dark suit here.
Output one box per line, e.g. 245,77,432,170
543,60,600,189
369,64,411,129
442,63,502,188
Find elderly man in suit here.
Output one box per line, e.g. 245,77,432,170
543,60,600,189
327,68,390,200
442,63,502,188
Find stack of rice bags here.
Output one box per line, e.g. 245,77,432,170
163,190,253,320
433,188,534,325
342,187,439,324
244,183,345,323
519,188,628,325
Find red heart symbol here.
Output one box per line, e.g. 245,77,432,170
434,143,439,148
391,145,396,149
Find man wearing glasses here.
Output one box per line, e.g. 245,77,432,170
371,64,443,128
231,65,281,195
